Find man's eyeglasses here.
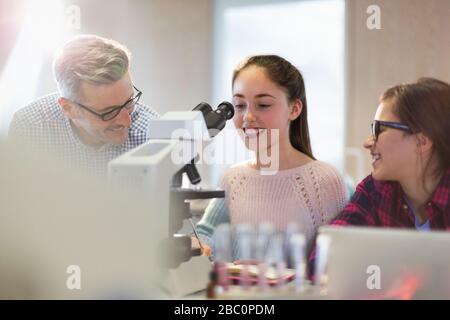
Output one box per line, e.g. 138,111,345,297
371,120,412,142
71,86,142,121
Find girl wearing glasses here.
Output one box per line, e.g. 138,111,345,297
307,78,450,279
194,55,349,258
327,77,450,230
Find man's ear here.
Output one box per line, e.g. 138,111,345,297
289,99,303,121
58,97,78,119
415,133,433,154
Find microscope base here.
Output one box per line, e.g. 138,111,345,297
161,256,212,297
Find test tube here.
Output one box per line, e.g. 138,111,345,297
256,222,275,290
290,233,306,292
235,224,255,290
315,233,332,291
284,223,300,268
267,232,286,290
213,223,232,290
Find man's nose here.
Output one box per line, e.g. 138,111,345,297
115,107,132,127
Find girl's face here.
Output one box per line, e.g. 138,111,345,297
232,66,300,153
363,100,419,182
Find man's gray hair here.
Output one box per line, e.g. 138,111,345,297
53,34,131,101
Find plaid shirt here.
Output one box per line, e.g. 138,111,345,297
330,169,450,229
308,169,450,279
8,93,159,177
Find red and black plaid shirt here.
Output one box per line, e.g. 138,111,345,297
330,168,450,229
308,168,450,279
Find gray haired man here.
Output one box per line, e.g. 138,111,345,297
9,34,159,176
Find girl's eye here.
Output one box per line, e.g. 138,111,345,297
258,104,271,108
234,104,245,110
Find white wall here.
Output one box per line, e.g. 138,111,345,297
345,0,450,183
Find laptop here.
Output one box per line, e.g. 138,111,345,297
316,226,450,299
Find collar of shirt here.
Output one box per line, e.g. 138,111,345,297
382,168,450,227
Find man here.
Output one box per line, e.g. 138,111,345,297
8,34,159,176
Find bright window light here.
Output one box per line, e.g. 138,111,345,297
0,0,66,135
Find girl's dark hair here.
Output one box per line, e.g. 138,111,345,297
381,77,450,177
232,55,315,160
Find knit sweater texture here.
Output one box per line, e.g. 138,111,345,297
197,160,349,258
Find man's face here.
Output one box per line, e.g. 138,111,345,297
63,72,135,146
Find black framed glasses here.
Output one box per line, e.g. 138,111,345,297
371,120,412,141
72,86,142,121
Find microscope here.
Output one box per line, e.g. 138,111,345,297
108,101,234,296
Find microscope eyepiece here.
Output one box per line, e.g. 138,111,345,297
215,101,234,120
193,101,234,137
192,102,213,116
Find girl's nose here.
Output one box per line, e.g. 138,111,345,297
363,135,375,149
